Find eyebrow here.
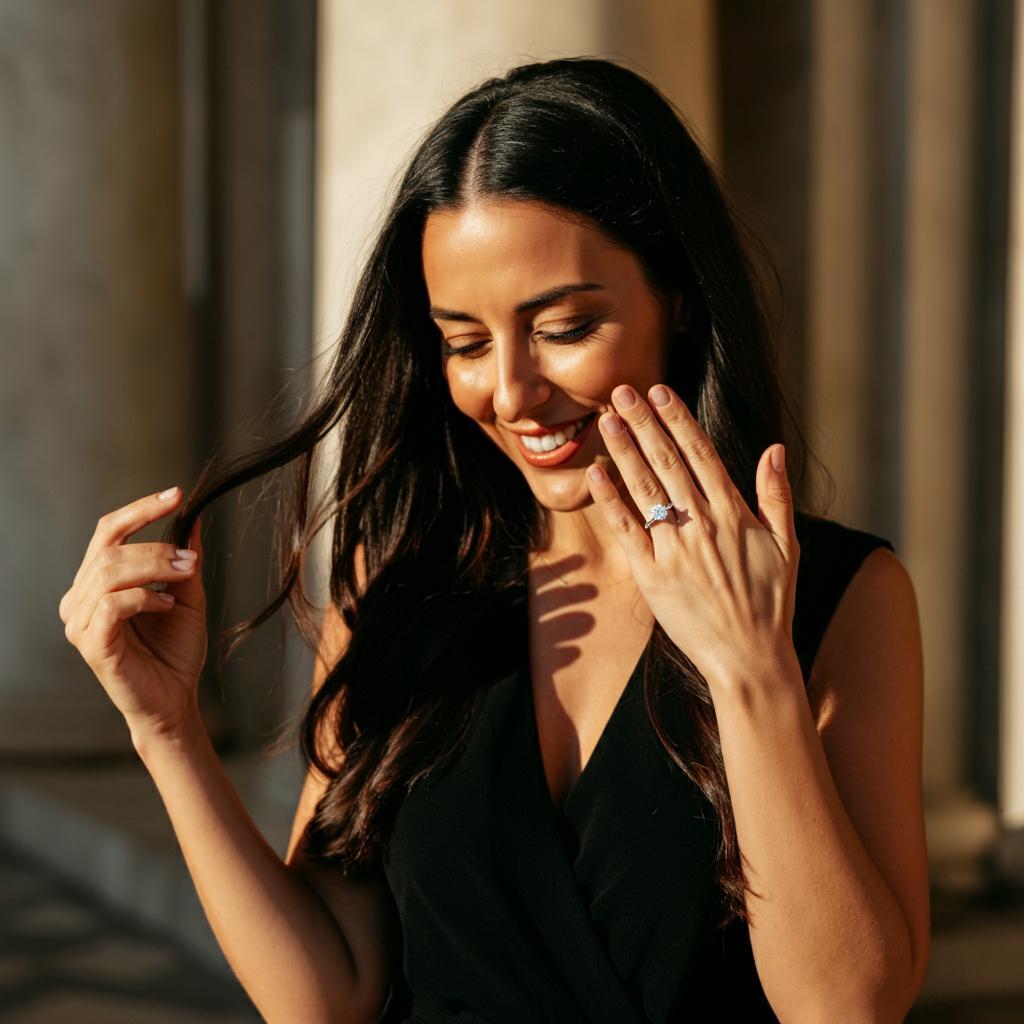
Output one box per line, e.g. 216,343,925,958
427,282,606,322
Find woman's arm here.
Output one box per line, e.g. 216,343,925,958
133,543,392,1024
711,547,930,1023
134,721,389,1024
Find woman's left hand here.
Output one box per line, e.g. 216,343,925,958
586,382,801,696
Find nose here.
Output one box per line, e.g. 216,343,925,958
490,330,550,425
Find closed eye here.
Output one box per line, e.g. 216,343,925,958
538,321,596,342
441,318,599,359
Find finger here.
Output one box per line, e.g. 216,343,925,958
63,487,185,624
81,486,184,579
63,541,198,625
756,443,798,559
597,407,674,530
79,586,177,665
171,512,207,610
60,541,198,625
610,384,706,513
645,384,739,509
584,462,653,566
66,550,198,639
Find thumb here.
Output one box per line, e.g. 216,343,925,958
756,444,796,556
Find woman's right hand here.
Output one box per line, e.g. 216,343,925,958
59,486,209,745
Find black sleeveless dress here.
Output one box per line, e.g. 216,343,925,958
376,511,895,1023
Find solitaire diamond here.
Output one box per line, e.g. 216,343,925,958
643,502,675,530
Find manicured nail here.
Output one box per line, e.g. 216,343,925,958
157,592,175,603
171,558,194,571
650,385,671,406
175,548,197,560
771,445,786,472
157,487,178,501
587,464,605,483
613,385,637,408
601,413,624,435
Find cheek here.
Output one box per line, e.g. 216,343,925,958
443,364,493,421
560,326,659,393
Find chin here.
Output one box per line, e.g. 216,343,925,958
520,473,596,512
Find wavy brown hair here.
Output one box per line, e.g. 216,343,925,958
166,56,834,930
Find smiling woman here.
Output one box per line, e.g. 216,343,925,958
98,55,928,1023
423,201,686,492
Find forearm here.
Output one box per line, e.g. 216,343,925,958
133,715,369,1024
709,659,914,1023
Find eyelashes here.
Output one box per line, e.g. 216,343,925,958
441,319,599,359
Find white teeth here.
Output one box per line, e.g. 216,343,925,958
521,415,590,453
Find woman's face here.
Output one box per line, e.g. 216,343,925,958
422,198,684,513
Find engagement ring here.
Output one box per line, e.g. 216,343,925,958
643,502,676,530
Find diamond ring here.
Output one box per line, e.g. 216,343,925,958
643,502,676,530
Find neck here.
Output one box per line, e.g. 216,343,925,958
530,487,636,583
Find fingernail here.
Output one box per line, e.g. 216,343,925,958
613,385,637,408
650,385,670,406
157,592,175,603
171,558,194,571
175,548,197,560
771,445,786,472
587,464,605,483
601,413,624,435
157,487,178,501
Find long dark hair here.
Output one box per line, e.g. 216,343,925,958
167,56,834,930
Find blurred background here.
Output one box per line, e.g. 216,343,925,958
1,0,1022,1020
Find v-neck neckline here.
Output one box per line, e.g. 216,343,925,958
522,639,649,818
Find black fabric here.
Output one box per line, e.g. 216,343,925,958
377,511,895,1023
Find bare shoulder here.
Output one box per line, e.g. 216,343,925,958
806,544,931,999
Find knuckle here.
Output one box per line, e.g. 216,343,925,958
97,592,117,614
695,514,717,541
637,475,662,501
650,446,680,474
97,563,118,588
686,436,718,464
612,510,635,534
722,497,745,524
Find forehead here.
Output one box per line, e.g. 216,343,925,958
421,199,634,299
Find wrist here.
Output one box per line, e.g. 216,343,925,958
706,643,805,709
129,704,208,763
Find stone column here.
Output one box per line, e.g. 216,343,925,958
0,1,189,754
902,0,999,887
806,0,887,525
998,0,1024,869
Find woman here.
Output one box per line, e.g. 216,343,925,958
59,57,930,1022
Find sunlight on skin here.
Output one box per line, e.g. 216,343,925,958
421,197,686,570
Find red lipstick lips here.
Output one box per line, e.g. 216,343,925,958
513,412,598,468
